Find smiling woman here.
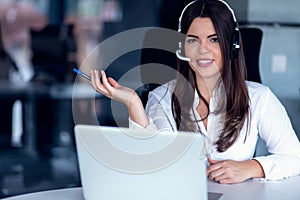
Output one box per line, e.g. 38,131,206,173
89,0,300,184
184,18,223,82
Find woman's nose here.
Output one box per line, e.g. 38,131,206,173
197,42,209,54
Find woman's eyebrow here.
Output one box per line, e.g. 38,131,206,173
186,34,199,38
207,33,217,38
186,33,218,38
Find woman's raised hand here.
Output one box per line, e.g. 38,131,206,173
90,69,138,107
90,69,150,127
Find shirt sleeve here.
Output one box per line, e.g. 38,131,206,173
128,117,157,132
253,87,300,180
129,84,176,132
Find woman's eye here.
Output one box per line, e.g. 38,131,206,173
210,37,219,42
186,38,197,44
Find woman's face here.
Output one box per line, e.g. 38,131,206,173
185,17,223,80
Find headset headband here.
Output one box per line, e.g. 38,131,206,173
178,0,238,33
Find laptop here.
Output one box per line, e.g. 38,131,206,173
74,124,209,200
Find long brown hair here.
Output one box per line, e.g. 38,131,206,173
171,0,249,152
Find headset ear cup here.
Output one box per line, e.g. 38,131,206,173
231,30,240,59
177,41,182,55
178,42,182,50
176,41,191,62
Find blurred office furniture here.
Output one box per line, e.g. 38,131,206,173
1,22,73,152
240,27,263,83
0,82,51,157
31,25,74,83
0,0,49,148
28,25,76,153
0,81,102,157
138,28,178,107
0,27,17,148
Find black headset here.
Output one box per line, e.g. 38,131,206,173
176,0,240,61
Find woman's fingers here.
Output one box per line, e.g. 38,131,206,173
210,170,227,182
108,77,118,87
90,70,110,95
89,69,140,107
207,157,219,164
207,159,260,184
100,70,120,99
90,69,124,100
100,70,112,89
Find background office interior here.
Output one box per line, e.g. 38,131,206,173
0,0,299,198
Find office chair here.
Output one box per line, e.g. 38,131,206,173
240,27,263,83
138,28,178,107
31,24,70,83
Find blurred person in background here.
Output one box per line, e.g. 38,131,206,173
64,0,122,69
0,0,49,147
0,0,49,83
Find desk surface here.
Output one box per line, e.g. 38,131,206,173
2,175,300,200
0,81,99,100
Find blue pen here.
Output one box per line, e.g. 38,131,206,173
73,68,91,81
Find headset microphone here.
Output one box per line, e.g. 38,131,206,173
176,50,191,62
176,41,192,62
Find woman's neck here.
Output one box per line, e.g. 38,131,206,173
195,75,221,130
195,75,220,102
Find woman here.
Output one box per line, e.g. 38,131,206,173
90,0,300,184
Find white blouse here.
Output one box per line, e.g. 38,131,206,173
129,80,300,180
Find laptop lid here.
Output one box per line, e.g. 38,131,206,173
74,124,208,200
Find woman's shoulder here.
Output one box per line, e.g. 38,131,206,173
147,80,176,102
245,81,275,110
246,81,271,97
151,80,176,95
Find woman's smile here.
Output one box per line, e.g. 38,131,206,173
196,58,214,68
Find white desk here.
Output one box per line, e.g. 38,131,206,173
2,176,300,200
207,175,300,200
